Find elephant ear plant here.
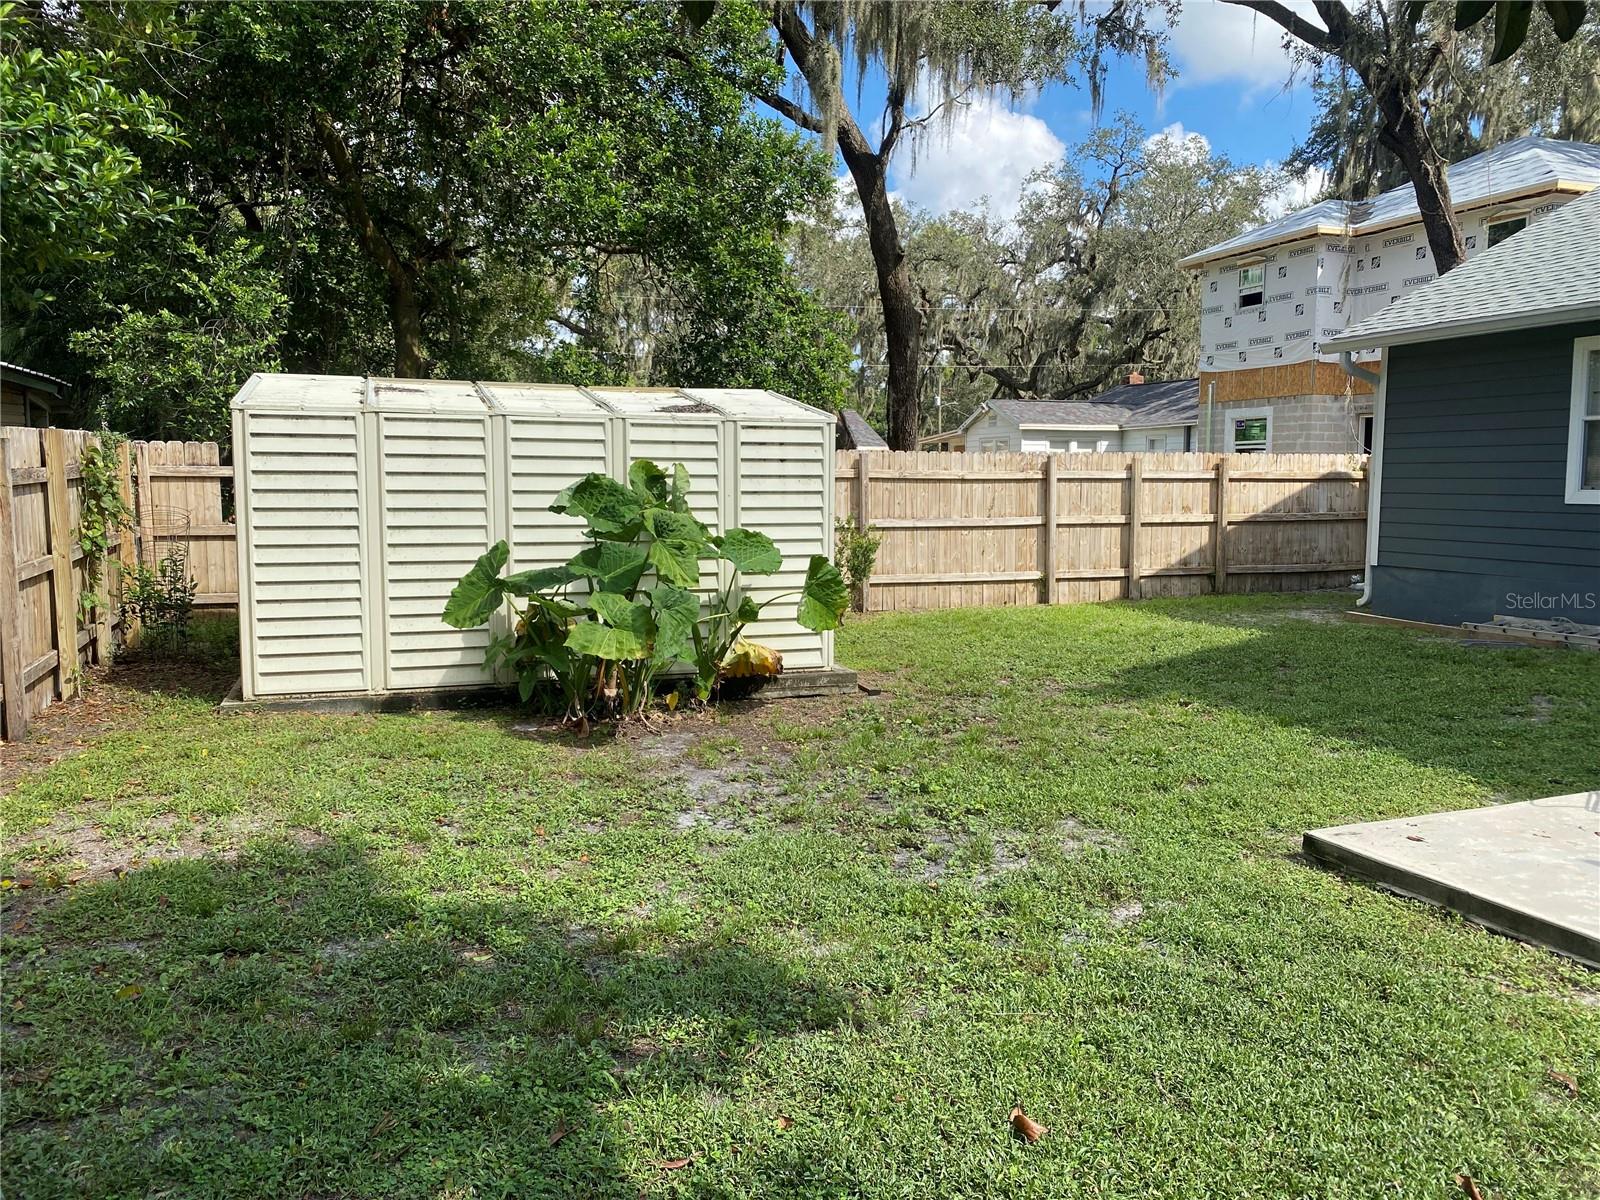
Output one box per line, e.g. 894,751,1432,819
442,460,848,724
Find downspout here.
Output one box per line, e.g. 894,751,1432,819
1337,352,1385,605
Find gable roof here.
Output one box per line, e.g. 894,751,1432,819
1180,137,1600,270
837,407,888,449
961,378,1198,434
0,361,69,393
1322,189,1600,352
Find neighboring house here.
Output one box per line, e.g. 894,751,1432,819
1181,136,1600,454
0,361,67,427
836,408,888,450
1322,188,1600,627
949,375,1198,454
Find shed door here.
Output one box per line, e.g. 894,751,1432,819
506,414,610,572
378,413,494,690
736,422,828,669
242,413,369,696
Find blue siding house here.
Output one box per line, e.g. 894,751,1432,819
1324,191,1600,627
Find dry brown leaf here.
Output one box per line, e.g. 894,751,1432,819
369,1111,397,1138
547,1114,570,1147
1456,1174,1485,1200
657,1157,692,1171
1547,1069,1579,1098
774,1115,793,1130
1009,1106,1046,1143
577,853,591,864
1406,835,1426,842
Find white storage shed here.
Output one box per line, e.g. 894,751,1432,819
231,375,837,700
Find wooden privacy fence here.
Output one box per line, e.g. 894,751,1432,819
838,450,1368,612
1,427,237,741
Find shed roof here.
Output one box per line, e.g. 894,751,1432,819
837,408,888,449
0,361,69,393
1322,189,1600,352
232,376,829,421
1180,136,1600,269
964,378,1199,433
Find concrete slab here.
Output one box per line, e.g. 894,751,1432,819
1304,792,1600,969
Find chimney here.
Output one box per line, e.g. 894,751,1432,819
1127,370,1145,385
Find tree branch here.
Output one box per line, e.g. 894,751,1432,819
1226,0,1341,53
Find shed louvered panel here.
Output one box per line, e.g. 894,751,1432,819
737,423,829,669
242,412,369,695
506,417,609,569
379,413,494,689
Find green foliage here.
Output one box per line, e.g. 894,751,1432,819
833,515,882,614
0,2,182,309
444,461,847,721
123,548,198,650
74,432,131,621
68,237,286,447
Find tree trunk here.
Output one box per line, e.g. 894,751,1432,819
389,277,426,378
836,127,921,450
1374,83,1466,274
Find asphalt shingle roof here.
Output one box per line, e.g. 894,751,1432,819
1322,189,1600,352
837,408,888,448
981,378,1198,431
1181,137,1600,269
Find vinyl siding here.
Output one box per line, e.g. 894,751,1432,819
1374,320,1600,625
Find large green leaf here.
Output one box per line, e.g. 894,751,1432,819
550,473,643,534
442,541,509,628
628,459,672,506
648,538,703,588
735,594,761,624
566,619,649,661
670,463,692,511
1544,0,1586,41
1488,0,1533,62
568,541,649,594
588,590,649,629
716,527,781,575
796,554,848,632
501,564,580,595
648,584,700,665
644,507,710,545
1453,0,1494,29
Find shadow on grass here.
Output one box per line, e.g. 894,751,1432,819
3,837,853,1198
1090,603,1599,801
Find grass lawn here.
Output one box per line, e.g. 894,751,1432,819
3,593,1598,1198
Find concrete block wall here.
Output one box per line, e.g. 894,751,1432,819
1198,392,1372,454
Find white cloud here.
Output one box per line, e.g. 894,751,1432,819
889,96,1066,219
1263,163,1330,218
1145,121,1212,158
1162,0,1319,92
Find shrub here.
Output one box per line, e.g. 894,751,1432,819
833,515,881,614
443,460,847,724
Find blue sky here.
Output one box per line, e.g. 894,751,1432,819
803,1,1328,219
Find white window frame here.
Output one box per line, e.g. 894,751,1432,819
1226,407,1273,454
1566,334,1600,505
1238,264,1265,309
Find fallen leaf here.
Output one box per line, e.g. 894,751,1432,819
369,1111,397,1138
1009,1106,1046,1143
157,894,171,908
774,1115,793,1131
1456,1174,1484,1200
657,1157,692,1171
1547,1069,1579,1098
547,1114,570,1147
577,853,590,864
1406,835,1426,843
115,984,144,1001
535,826,546,839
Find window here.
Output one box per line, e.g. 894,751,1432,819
1568,335,1600,504
1146,436,1163,451
1227,408,1272,454
1487,215,1527,248
1238,264,1264,309
1361,415,1374,454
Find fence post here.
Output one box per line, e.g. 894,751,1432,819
1040,453,1058,605
855,450,872,614
115,440,140,640
43,428,78,700
1212,456,1230,595
1126,456,1144,601
134,441,155,566
0,438,25,741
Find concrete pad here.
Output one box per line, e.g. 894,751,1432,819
1304,792,1600,969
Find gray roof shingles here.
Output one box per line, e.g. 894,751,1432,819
1182,137,1600,268
837,407,888,449
983,378,1198,431
1323,188,1600,351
